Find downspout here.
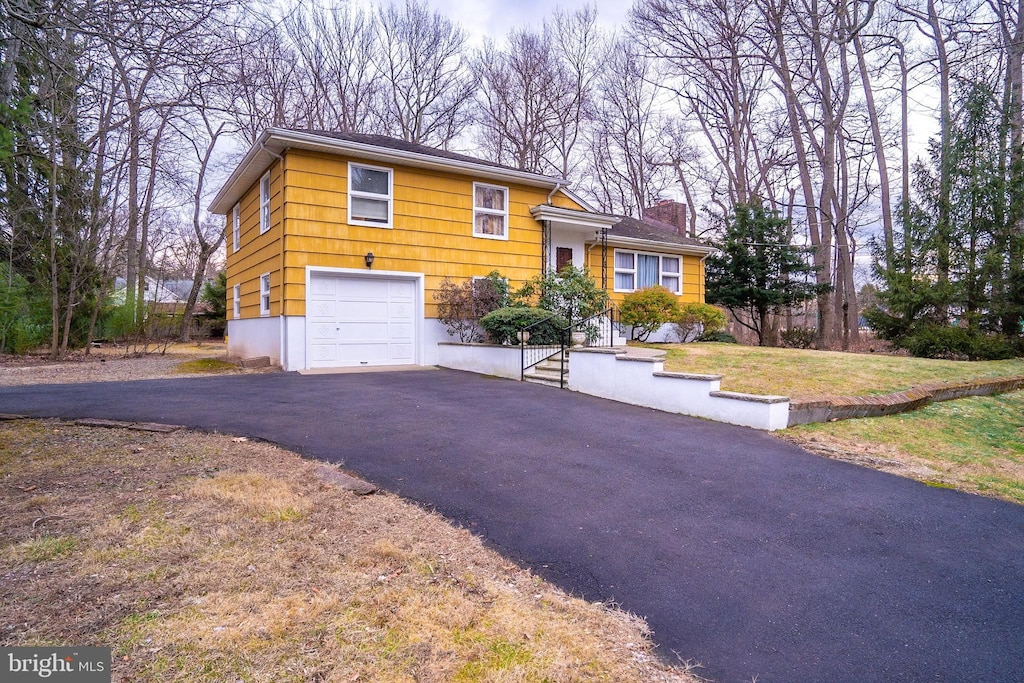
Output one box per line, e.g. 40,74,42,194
546,183,563,205
699,251,712,303
261,142,288,369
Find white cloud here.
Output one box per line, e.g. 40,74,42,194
420,0,631,43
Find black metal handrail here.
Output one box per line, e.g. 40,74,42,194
519,307,617,387
519,312,565,380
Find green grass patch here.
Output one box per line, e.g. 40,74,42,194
654,342,1024,400
453,638,533,681
173,358,238,374
790,392,1024,503
21,534,77,562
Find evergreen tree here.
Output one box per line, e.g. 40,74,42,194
705,202,828,346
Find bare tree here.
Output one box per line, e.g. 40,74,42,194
588,41,667,216
284,5,382,133
375,0,474,147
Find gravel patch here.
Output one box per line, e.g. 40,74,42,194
0,353,264,386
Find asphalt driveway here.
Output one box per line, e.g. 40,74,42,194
2,369,1023,682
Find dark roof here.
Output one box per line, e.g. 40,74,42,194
298,130,555,179
608,215,709,249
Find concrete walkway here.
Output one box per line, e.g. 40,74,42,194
2,369,1023,683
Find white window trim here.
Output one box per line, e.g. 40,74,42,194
472,181,509,241
259,173,271,235
613,249,683,295
347,161,393,228
259,273,271,317
232,204,240,252
232,284,240,319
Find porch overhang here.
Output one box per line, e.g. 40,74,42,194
529,204,620,235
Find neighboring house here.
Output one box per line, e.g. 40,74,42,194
112,276,186,310
208,129,713,370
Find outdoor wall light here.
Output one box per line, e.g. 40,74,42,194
365,252,375,269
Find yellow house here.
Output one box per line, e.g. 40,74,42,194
208,129,713,370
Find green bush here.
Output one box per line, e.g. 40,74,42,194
674,302,727,342
696,331,738,344
619,286,680,341
780,326,817,349
897,324,1016,360
479,307,568,345
512,265,609,323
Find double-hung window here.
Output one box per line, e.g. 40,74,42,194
232,204,240,252
348,162,392,227
613,250,682,294
473,182,508,239
232,284,240,319
259,273,271,316
259,173,271,235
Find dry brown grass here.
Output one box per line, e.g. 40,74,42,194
0,420,700,682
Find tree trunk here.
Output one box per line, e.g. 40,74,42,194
854,33,895,272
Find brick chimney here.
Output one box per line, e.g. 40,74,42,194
643,200,689,237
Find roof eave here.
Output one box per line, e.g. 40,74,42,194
208,128,568,214
599,234,716,255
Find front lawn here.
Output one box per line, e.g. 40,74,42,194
655,342,1024,400
0,420,696,682
783,392,1024,505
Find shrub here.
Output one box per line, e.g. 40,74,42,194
513,265,608,323
780,326,817,349
673,302,726,342
896,324,1016,360
696,331,738,344
435,272,509,342
479,307,568,345
619,286,680,341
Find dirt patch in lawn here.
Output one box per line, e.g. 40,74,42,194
0,420,700,682
0,342,272,387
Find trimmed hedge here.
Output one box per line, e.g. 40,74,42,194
479,307,568,345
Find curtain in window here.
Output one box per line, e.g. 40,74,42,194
661,257,680,293
614,251,635,289
638,255,659,289
351,197,388,223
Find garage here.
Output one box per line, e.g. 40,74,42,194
306,272,418,368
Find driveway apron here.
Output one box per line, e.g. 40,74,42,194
2,369,1023,683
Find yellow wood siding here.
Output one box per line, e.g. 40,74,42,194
277,150,584,317
224,160,285,318
222,146,707,321
585,248,705,307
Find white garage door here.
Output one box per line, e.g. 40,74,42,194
307,274,417,368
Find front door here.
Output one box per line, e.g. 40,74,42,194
556,247,573,272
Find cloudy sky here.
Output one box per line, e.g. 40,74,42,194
378,0,632,42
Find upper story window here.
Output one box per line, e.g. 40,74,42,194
473,182,508,240
348,162,393,227
232,284,240,319
259,273,271,316
613,250,682,294
259,173,271,235
232,204,240,252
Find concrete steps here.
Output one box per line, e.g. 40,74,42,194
523,352,567,387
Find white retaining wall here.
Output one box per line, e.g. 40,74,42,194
436,342,525,380
567,348,790,431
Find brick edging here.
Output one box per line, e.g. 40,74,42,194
787,375,1024,426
